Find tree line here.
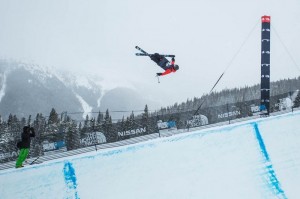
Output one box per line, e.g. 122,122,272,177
154,76,300,116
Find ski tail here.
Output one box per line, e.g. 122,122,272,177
135,46,148,55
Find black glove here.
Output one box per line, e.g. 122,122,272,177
156,73,162,76
171,57,175,62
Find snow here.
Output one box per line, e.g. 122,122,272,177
0,111,300,199
75,93,93,119
73,76,93,90
22,62,57,83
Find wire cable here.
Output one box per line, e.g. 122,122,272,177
193,19,260,115
271,24,300,73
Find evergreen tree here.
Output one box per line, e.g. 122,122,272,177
81,115,89,134
125,116,131,132
96,111,103,125
31,113,46,158
27,115,32,126
44,110,59,143
90,117,96,131
142,105,149,133
65,120,80,150
0,115,5,137
103,109,110,127
48,108,59,125
8,115,20,132
120,116,126,131
102,109,114,142
129,111,135,130
78,122,82,131
293,92,300,108
7,114,13,129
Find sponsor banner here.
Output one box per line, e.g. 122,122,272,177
251,104,267,116
218,110,241,119
43,140,66,152
118,127,147,137
157,120,177,130
186,114,208,128
80,132,106,147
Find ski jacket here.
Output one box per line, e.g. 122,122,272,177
160,58,176,76
20,127,35,149
161,66,177,76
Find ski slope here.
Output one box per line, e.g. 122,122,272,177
0,111,300,199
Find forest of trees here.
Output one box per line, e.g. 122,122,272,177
154,76,300,116
1,76,300,163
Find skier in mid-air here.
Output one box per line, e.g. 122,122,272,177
135,46,179,77
150,53,179,77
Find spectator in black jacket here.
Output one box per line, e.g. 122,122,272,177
16,126,35,168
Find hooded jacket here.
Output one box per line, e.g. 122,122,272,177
20,126,35,149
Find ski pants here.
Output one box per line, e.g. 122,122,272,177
16,148,29,167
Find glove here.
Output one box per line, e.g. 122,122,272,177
171,57,175,62
156,73,162,76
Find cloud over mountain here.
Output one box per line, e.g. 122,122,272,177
0,60,160,120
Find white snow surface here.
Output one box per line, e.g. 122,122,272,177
0,111,300,199
75,93,93,119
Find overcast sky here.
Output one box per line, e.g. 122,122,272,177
0,0,300,107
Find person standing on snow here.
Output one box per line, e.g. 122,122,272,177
16,126,35,168
150,53,179,76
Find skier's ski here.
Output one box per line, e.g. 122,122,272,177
136,53,175,57
135,46,149,55
135,53,148,56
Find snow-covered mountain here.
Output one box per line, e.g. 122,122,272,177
0,60,159,120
